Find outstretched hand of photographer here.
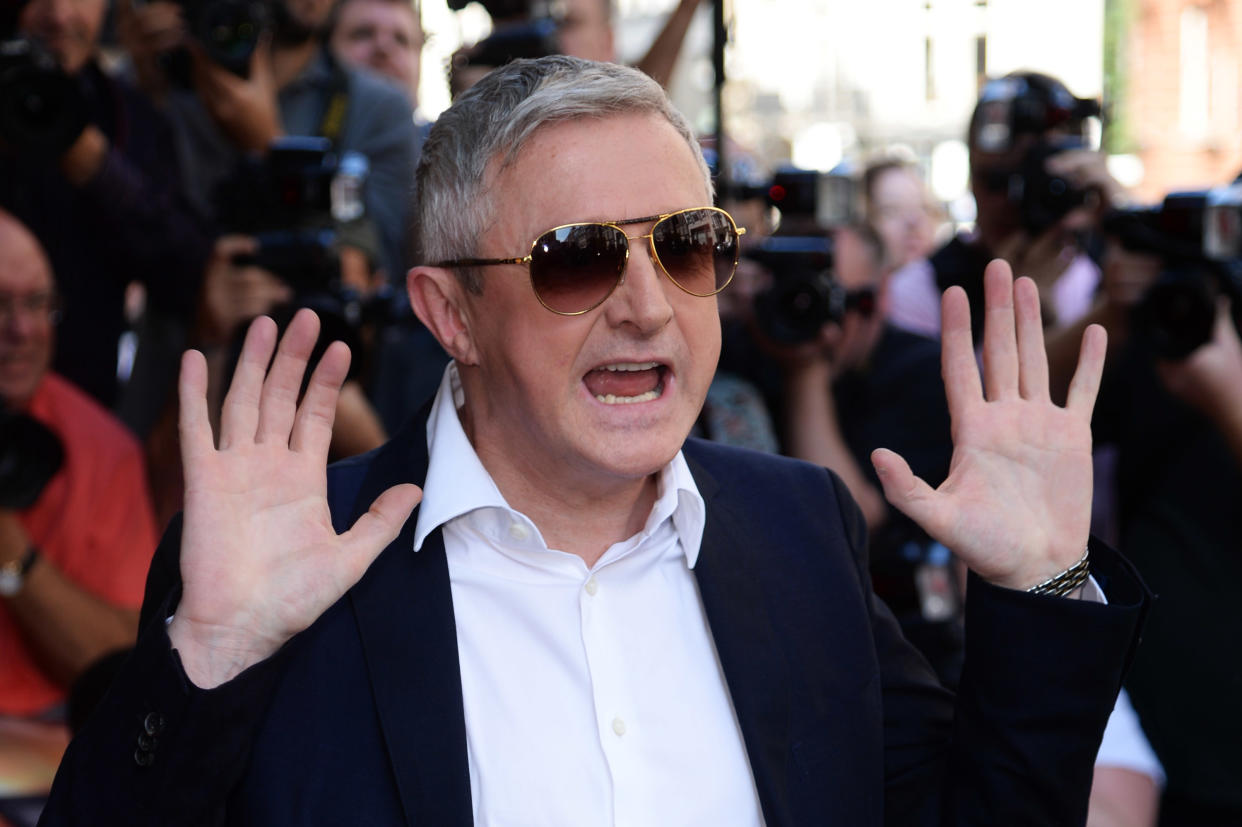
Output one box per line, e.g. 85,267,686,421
872,260,1107,591
167,310,421,688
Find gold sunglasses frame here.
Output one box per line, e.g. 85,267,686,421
434,206,747,316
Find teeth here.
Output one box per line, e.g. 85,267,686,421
595,389,661,405
602,361,659,372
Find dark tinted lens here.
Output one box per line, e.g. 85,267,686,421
651,209,738,295
529,223,628,313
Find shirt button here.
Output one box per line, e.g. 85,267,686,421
612,717,627,736
584,576,599,596
508,523,530,542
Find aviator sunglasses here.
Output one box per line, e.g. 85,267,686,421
434,207,747,315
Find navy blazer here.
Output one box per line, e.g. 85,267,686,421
42,413,1149,826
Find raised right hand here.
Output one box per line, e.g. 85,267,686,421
168,310,421,688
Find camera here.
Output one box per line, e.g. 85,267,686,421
747,166,867,344
0,0,88,157
447,0,551,19
0,404,64,510
749,235,879,344
1012,136,1092,235
175,0,270,77
454,17,558,71
1104,182,1242,359
217,136,346,294
971,72,1101,235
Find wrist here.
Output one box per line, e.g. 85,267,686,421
168,614,281,689
1025,547,1090,597
0,545,40,597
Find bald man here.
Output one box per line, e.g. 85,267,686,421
0,212,158,719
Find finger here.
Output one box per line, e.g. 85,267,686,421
339,483,423,579
940,285,983,414
219,316,278,449
871,448,944,536
1013,277,1050,401
178,349,215,463
1066,323,1108,416
981,259,1020,399
250,34,274,85
214,234,259,262
255,309,321,445
290,340,351,456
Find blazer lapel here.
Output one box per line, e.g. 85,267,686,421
345,419,473,826
688,453,795,827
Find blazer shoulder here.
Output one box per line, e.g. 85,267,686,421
682,438,851,503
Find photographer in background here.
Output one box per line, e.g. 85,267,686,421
769,222,959,684
888,72,1124,340
0,0,210,412
142,138,390,527
1060,192,1242,825
330,0,424,106
862,157,939,276
0,210,157,719
117,0,418,285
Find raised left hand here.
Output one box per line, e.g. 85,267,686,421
871,259,1107,590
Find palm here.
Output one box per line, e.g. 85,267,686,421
873,262,1105,590
170,312,420,687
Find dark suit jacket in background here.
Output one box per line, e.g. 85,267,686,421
40,411,1150,826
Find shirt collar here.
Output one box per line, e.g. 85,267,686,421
412,362,707,567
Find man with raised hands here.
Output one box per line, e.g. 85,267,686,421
42,56,1147,827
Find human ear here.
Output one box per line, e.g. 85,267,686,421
406,266,480,366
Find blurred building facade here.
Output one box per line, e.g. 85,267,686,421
1120,0,1242,202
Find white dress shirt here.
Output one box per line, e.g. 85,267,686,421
413,364,765,827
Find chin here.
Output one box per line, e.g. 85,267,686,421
584,419,691,479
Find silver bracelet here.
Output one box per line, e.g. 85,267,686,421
1026,547,1091,597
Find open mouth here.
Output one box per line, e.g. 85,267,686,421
583,361,668,405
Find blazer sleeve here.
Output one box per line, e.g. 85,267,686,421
829,483,1152,826
40,519,290,827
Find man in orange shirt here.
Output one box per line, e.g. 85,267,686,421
0,209,158,718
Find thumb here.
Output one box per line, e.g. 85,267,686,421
871,448,939,529
250,34,274,84
339,483,423,577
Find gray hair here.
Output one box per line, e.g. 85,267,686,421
411,55,711,292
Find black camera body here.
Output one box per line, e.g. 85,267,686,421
456,17,558,70
749,235,849,344
1012,136,1091,235
0,404,64,511
217,136,342,294
447,0,552,19
748,167,861,344
1105,184,1242,359
175,0,270,77
0,1,88,157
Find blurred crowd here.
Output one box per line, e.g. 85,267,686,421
0,0,1239,825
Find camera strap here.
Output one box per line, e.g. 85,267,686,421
318,55,351,147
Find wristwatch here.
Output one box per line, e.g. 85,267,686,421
0,546,39,597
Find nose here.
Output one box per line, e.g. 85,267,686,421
2,308,39,341
601,233,675,335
